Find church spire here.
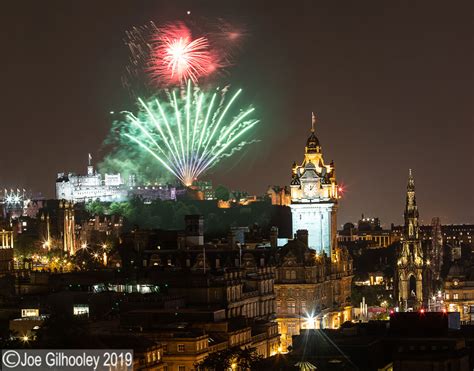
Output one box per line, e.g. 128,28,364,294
407,168,415,191
405,168,419,239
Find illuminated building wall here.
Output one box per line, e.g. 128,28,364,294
56,156,128,203
55,155,176,203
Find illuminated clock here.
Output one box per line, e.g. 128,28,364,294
303,183,318,199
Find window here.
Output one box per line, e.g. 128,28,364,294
301,300,307,313
445,294,450,300
276,300,281,313
288,300,296,314
288,323,297,336
178,366,186,371
453,294,459,300
177,344,185,352
73,305,89,317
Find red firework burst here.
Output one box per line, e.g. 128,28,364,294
150,23,216,84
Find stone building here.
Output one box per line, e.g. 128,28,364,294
273,231,353,351
56,154,176,203
266,186,291,206
444,262,474,322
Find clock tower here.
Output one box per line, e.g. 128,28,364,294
289,114,339,257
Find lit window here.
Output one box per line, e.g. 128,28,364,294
177,344,185,352
453,294,459,300
73,305,89,317
288,301,296,314
288,323,297,336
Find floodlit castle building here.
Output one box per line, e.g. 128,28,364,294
56,155,176,203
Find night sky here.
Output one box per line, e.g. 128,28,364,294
1,1,472,226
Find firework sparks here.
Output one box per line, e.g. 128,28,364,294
123,20,246,91
150,23,216,84
118,81,259,186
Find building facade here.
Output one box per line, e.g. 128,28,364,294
56,155,176,203
337,216,394,248
443,262,474,323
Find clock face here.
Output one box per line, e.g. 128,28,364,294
303,182,318,198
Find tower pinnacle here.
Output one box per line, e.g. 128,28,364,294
311,112,316,132
407,168,415,192
87,153,94,176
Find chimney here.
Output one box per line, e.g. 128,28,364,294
270,226,279,248
228,229,237,249
296,229,309,247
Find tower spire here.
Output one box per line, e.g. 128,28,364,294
407,168,415,192
405,168,419,239
311,112,316,132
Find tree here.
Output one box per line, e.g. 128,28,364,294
85,200,106,215
196,347,263,371
214,185,230,201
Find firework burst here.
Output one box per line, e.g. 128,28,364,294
150,23,217,85
117,81,259,186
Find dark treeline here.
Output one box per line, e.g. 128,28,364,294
86,197,292,238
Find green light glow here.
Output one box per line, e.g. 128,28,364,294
118,81,259,186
